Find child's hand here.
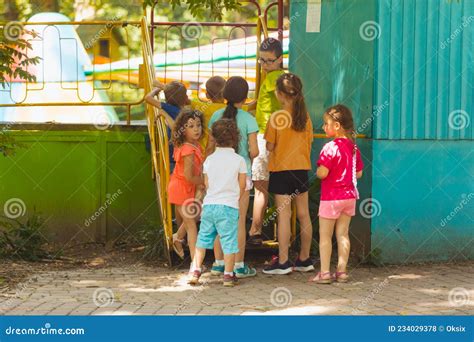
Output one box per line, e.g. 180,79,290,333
153,80,164,90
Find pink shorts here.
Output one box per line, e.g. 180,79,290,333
319,199,356,219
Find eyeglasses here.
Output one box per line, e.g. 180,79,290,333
257,57,280,65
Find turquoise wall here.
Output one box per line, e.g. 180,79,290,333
290,0,474,263
0,124,159,245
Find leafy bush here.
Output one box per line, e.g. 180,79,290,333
136,220,167,261
0,211,50,261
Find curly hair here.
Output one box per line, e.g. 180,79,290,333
171,109,204,147
211,119,240,153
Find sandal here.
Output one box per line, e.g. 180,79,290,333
309,271,332,284
247,234,263,246
172,233,185,259
332,271,349,283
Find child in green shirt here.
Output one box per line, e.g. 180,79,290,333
248,38,285,246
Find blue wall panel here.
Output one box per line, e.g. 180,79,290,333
374,0,474,140
372,140,474,263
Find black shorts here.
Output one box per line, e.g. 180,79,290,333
268,170,310,195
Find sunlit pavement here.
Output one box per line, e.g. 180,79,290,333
1,262,472,315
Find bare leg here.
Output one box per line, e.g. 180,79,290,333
192,247,206,271
335,214,352,273
223,253,236,273
213,237,224,260
249,180,269,236
294,191,312,261
275,194,292,264
177,206,198,260
318,217,336,273
236,191,250,263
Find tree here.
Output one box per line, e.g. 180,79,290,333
143,0,241,20
0,23,39,156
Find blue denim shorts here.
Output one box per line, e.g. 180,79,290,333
196,204,239,255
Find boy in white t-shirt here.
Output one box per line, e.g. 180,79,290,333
189,119,247,287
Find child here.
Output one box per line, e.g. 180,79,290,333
146,81,193,258
167,109,205,263
191,76,227,150
248,38,286,246
262,73,314,275
189,119,247,287
311,104,364,284
206,76,259,278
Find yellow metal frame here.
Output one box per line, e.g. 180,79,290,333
140,17,173,264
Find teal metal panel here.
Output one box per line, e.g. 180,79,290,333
374,0,474,140
372,140,474,263
289,0,376,136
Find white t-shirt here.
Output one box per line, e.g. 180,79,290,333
203,147,247,209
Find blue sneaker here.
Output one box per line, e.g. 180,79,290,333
234,264,257,278
211,262,225,276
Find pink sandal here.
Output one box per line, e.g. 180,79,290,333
332,271,349,283
309,271,332,284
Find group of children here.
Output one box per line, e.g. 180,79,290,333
145,38,364,287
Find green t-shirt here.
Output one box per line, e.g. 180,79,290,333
256,69,286,133
209,108,259,176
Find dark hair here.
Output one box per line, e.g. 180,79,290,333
276,73,308,132
222,76,249,122
324,104,357,153
164,81,189,108
211,119,240,152
205,76,226,101
260,37,283,57
171,109,204,147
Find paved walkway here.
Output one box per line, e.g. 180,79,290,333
0,262,472,315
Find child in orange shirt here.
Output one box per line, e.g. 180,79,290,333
262,73,314,275
168,109,205,263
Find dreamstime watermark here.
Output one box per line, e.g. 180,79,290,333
357,100,389,134
270,287,292,307
448,109,470,130
0,275,44,313
84,17,120,49
263,190,299,227
182,22,203,41
359,198,382,219
448,287,470,307
4,323,85,336
3,198,27,219
440,193,474,228
440,16,474,49
181,198,203,219
352,278,389,314
2,21,23,41
269,110,292,130
359,21,381,41
93,111,114,130
84,189,122,227
92,288,114,307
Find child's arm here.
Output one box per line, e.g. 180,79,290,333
356,170,363,179
238,172,246,199
145,88,176,130
316,165,329,179
247,99,257,111
204,174,209,190
248,132,259,160
266,141,275,152
183,154,204,185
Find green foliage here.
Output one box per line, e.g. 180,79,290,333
363,248,383,266
0,25,41,88
144,0,241,20
0,211,50,261
0,130,24,157
136,220,167,260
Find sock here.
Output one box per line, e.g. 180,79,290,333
224,271,233,276
234,262,244,269
215,259,225,266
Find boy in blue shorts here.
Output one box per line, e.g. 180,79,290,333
189,119,247,287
